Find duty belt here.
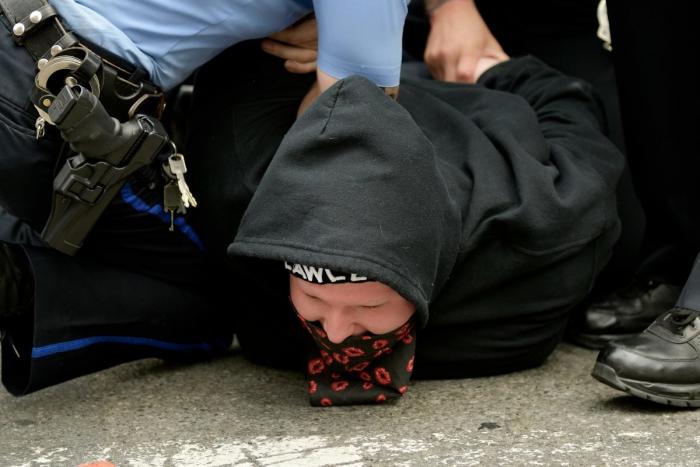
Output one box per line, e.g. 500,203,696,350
0,0,165,124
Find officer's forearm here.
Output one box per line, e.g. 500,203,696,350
317,69,338,94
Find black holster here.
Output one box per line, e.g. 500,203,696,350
41,85,169,255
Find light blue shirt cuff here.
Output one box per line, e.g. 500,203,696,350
314,0,408,87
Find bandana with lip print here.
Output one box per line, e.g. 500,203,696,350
297,314,417,406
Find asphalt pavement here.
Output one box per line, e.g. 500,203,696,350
2,342,699,466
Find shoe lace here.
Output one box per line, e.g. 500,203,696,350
661,307,700,334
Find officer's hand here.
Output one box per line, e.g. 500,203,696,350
262,15,318,74
424,0,508,83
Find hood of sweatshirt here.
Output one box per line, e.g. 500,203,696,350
228,76,462,327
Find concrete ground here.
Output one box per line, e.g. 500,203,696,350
1,342,699,466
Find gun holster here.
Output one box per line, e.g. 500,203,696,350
41,85,169,256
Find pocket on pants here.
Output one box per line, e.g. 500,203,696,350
0,98,61,230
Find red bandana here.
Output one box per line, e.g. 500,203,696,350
297,315,417,406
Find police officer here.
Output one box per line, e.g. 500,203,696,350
590,0,700,407
0,0,409,395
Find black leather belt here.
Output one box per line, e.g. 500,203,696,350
0,0,164,122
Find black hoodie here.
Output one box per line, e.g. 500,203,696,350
228,57,624,333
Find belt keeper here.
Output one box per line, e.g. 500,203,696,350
50,32,80,56
36,33,81,69
11,4,59,43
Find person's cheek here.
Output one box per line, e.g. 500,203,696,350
362,314,400,335
364,306,415,335
292,295,324,323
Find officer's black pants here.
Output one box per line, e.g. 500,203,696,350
606,0,700,283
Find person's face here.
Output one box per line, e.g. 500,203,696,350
289,276,416,344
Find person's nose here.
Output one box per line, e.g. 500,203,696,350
323,309,355,344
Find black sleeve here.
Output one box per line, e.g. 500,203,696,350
477,55,623,190
478,55,606,132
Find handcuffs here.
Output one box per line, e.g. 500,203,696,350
32,45,164,132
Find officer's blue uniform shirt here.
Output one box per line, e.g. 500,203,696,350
50,0,409,91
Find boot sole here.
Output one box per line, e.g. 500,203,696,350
592,362,700,408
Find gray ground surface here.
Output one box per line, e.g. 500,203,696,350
1,343,699,466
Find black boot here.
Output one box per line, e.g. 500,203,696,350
592,253,700,407
570,278,681,349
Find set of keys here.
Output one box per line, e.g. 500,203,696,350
162,145,198,232
35,117,46,139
